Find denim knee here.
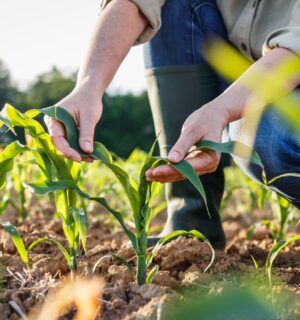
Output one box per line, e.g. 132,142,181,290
143,0,227,68
229,108,300,203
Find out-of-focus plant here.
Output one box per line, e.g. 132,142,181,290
162,271,300,320
247,192,297,241
0,191,10,216
222,166,265,215
163,284,277,320
27,276,104,320
207,39,300,284
266,234,300,284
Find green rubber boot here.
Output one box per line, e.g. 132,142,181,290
145,65,226,249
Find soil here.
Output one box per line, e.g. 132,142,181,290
0,197,300,320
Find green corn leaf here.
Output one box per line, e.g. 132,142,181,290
267,172,300,185
250,255,259,270
266,235,300,284
246,220,277,240
1,222,29,268
171,161,209,217
41,106,82,154
72,208,87,253
137,136,159,200
104,162,141,230
92,142,113,163
27,237,71,268
148,230,215,273
0,141,28,190
0,195,10,216
150,201,167,220
30,148,53,180
91,196,139,251
24,180,77,195
0,109,17,134
24,180,139,251
146,265,159,285
41,106,113,163
195,140,264,169
257,187,268,210
4,105,73,181
111,253,135,279
139,157,165,206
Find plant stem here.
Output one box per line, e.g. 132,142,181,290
70,247,77,271
137,255,147,285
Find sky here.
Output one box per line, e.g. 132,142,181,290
0,0,146,94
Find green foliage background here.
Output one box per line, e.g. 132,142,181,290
0,60,156,157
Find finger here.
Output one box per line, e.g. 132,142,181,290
52,136,82,162
45,116,65,138
147,151,220,182
185,150,220,175
79,113,98,154
168,126,201,163
82,156,95,163
45,116,81,162
148,165,180,178
147,175,185,183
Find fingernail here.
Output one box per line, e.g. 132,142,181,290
84,141,93,152
169,151,180,162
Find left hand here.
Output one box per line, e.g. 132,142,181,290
146,102,229,183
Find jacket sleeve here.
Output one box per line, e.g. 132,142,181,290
101,0,166,45
263,3,300,56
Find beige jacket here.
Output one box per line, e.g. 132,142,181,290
101,0,300,60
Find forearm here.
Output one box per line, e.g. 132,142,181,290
76,0,147,95
213,48,300,123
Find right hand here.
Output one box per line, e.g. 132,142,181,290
44,88,103,162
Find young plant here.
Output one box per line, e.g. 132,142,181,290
0,221,70,269
0,104,87,271
266,234,300,284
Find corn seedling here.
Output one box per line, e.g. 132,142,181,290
0,192,10,216
247,188,298,241
0,104,87,271
266,234,300,284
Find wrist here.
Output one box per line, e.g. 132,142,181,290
75,75,106,98
213,85,252,123
205,98,231,130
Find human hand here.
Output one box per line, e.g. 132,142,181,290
146,102,229,182
44,87,103,162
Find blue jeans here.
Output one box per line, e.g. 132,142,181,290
143,0,300,206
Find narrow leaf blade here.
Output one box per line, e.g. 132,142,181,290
1,222,29,267
72,208,88,253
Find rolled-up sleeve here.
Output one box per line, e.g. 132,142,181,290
264,27,300,56
101,0,166,44
263,2,300,56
